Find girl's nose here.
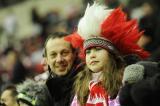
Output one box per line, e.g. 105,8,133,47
89,49,96,58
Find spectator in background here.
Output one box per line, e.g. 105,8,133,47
138,1,157,51
0,84,18,106
31,7,41,25
40,11,60,40
34,49,49,83
2,47,29,84
136,0,160,62
65,4,81,33
2,8,18,46
119,61,160,106
31,7,42,38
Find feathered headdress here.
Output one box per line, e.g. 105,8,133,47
65,2,150,59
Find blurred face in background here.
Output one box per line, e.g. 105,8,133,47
41,56,48,71
86,47,110,73
0,90,18,106
46,37,75,76
1,51,16,72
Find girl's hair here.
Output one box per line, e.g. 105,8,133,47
74,52,125,105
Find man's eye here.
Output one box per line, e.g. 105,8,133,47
62,51,70,56
51,53,56,58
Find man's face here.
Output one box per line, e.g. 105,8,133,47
46,37,75,76
0,90,17,106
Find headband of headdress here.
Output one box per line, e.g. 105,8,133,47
65,2,150,59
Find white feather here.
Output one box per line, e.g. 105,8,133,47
78,2,113,39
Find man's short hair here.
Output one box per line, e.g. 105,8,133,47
44,32,75,57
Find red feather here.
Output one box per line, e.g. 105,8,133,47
65,7,150,59
101,8,150,59
64,33,85,59
64,32,84,49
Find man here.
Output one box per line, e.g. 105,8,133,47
0,84,18,106
44,32,83,106
44,32,76,76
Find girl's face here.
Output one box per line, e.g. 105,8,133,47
86,47,110,73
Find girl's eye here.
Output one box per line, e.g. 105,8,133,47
86,49,91,54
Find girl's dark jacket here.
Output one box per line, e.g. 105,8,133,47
46,59,84,106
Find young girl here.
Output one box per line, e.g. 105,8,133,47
73,42,124,106
65,2,150,106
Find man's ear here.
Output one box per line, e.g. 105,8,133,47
47,65,53,79
48,65,51,73
45,57,48,63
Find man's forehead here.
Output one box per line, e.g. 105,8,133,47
47,38,70,45
46,38,72,51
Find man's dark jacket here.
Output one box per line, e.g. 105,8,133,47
46,59,84,106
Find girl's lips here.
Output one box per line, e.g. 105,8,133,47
90,61,99,65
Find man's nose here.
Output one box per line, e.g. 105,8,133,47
56,54,64,62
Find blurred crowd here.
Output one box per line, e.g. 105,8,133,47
0,0,27,8
0,0,160,106
0,0,83,86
